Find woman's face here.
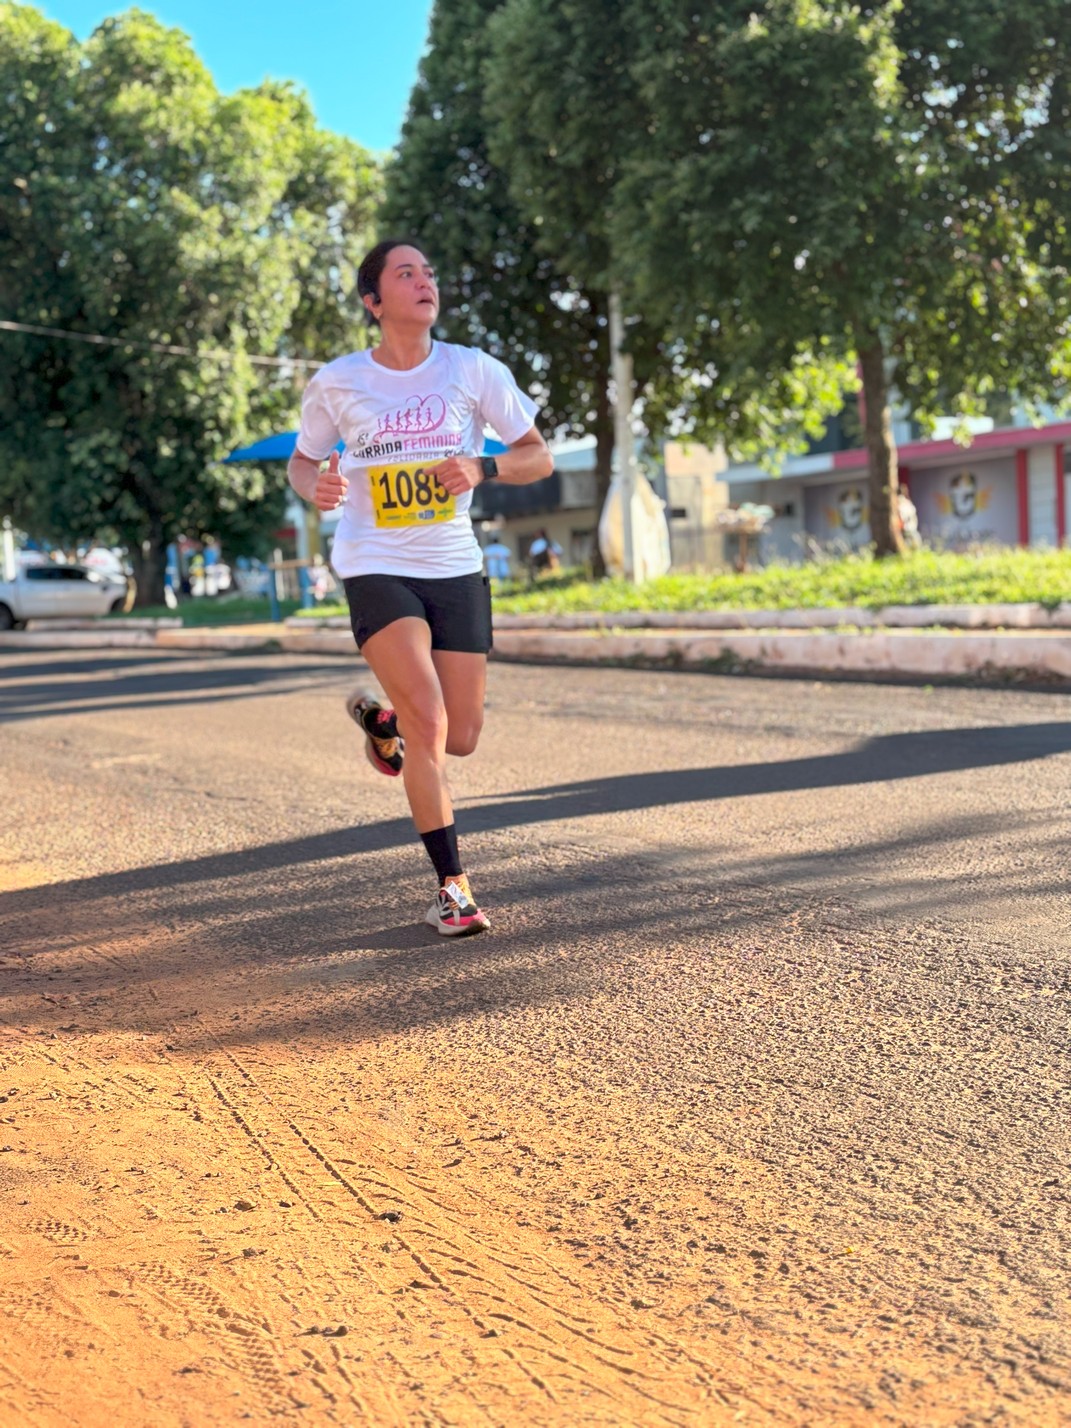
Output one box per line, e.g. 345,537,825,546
370,246,439,329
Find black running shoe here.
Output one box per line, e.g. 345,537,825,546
345,691,404,777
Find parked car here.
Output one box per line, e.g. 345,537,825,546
0,562,130,629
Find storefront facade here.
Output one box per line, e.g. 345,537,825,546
729,420,1070,560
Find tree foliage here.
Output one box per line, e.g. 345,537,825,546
482,0,637,293
383,0,622,570
383,0,608,437
388,0,854,579
395,0,1071,562
0,4,381,600
615,0,1071,553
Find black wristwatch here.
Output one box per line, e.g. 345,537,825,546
480,456,499,481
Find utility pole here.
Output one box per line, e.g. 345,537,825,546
1,517,15,583
609,290,637,581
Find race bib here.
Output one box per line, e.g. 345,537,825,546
368,462,455,528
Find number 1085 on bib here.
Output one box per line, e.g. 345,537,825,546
368,463,456,528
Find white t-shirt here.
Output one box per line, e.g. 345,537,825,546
296,341,539,579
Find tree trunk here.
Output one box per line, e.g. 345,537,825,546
588,284,619,579
856,336,903,559
131,518,168,607
591,366,613,581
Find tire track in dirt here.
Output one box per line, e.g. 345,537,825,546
191,1033,726,1424
5,739,1066,1428
127,1259,312,1420
106,921,735,1422
0,1345,58,1428
2,1028,402,1426
3,930,730,1425
192,1047,474,1425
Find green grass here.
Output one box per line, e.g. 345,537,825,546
298,547,1071,620
110,594,302,626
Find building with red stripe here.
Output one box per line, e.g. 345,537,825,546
727,417,1070,560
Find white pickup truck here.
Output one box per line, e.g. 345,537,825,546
0,562,130,629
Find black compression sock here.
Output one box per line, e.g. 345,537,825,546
420,824,463,883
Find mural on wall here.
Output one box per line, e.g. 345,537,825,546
803,483,872,548
939,469,992,520
910,459,1017,547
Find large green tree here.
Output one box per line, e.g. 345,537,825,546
0,4,381,601
617,0,1071,554
384,0,623,573
483,0,854,461
389,0,853,578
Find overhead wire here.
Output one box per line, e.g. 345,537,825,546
0,318,325,369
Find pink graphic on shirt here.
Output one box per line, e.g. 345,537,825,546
374,394,447,438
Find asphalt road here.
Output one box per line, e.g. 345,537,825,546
1,649,1069,1427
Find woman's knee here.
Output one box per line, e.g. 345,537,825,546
396,699,448,751
445,712,483,758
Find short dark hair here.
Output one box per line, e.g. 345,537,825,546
357,237,429,326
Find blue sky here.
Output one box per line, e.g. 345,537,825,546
40,1,435,152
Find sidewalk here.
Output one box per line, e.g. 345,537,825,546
1,605,1069,683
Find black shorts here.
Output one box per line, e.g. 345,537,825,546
342,571,493,654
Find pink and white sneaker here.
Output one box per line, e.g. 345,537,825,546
425,877,491,937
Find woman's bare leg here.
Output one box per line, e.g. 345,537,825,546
360,622,491,934
360,617,452,833
432,649,488,757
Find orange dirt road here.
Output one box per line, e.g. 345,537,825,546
1,650,1069,1425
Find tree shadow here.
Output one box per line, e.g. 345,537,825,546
477,717,1071,816
0,652,358,724
0,802,1065,1082
0,654,182,684
350,922,442,951
2,717,1067,919
4,804,1063,1057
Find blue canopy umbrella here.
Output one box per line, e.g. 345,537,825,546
225,432,508,462
224,432,334,463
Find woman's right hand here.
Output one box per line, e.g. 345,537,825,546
314,451,348,511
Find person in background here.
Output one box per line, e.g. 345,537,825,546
188,549,205,595
898,490,921,550
526,528,562,579
482,537,513,582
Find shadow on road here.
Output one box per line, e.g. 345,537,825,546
6,666,1067,1425
0,652,355,723
4,648,1069,1042
0,654,184,684
476,718,1071,815
2,718,1068,919
2,804,1064,1057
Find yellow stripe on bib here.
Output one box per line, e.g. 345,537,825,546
368,462,456,528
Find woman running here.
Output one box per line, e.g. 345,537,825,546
287,239,552,936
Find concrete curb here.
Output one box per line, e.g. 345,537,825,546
155,627,282,652
287,601,1071,633
489,628,1071,682
494,603,1071,631
0,629,159,649
278,630,357,656
25,617,182,631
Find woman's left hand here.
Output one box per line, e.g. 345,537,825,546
429,455,483,495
